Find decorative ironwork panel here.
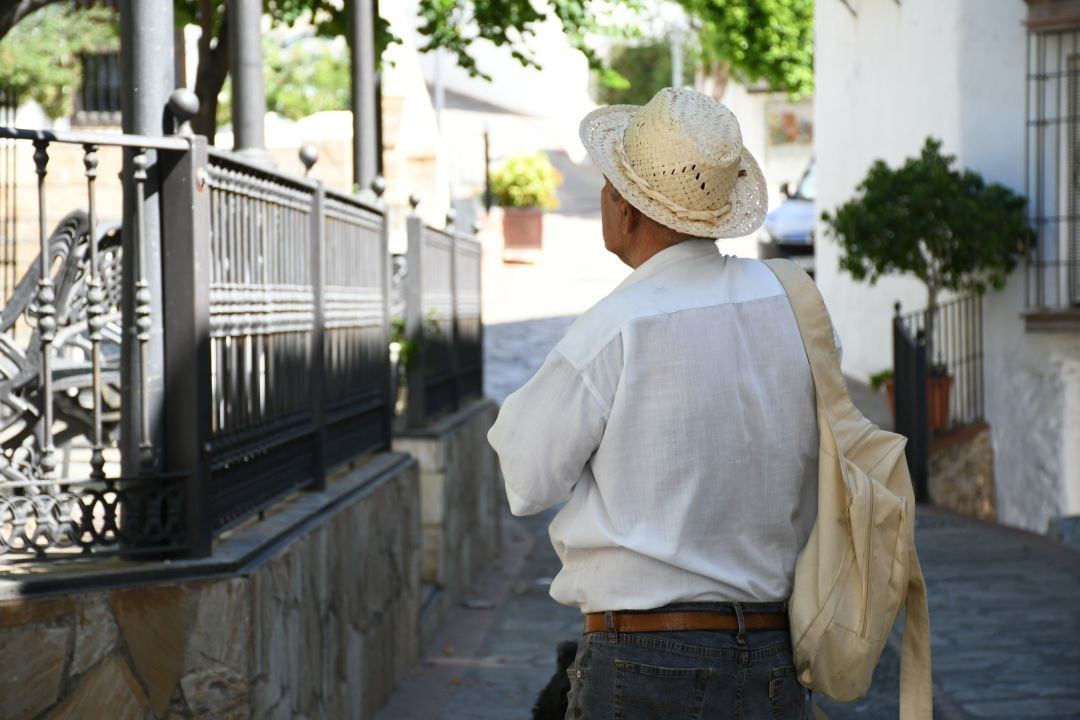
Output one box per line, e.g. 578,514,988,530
205,155,318,529
897,295,985,432
322,193,390,468
421,227,456,418
0,129,188,559
453,234,483,402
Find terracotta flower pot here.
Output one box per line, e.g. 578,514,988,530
501,207,544,263
884,373,953,433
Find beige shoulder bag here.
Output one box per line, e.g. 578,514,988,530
765,259,932,720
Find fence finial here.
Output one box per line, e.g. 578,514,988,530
894,301,901,317
409,194,421,211
371,175,386,198
167,89,200,137
299,144,319,175
445,207,457,229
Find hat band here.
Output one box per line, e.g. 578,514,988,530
617,145,732,223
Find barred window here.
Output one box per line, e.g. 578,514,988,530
75,51,122,124
1027,29,1080,310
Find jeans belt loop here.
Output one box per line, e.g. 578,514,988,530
605,610,618,641
733,602,747,646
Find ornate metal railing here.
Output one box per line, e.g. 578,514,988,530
0,120,393,560
895,294,985,431
403,199,483,428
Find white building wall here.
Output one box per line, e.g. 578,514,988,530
815,0,1079,532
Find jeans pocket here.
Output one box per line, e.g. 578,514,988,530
613,660,711,720
769,665,806,720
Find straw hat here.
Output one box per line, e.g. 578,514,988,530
579,87,768,239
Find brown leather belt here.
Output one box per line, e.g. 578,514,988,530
584,610,789,634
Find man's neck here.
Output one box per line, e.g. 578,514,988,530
624,233,686,269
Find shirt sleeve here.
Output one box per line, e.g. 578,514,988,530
487,348,608,516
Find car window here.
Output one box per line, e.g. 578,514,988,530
796,161,816,201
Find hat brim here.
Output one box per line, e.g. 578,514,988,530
579,104,769,239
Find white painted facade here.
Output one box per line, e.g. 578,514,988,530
814,0,1080,532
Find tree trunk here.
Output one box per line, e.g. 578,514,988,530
924,284,938,372
706,60,731,101
191,0,229,142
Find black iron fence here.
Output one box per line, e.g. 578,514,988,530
402,199,483,428
0,121,396,559
892,315,929,503
895,293,985,431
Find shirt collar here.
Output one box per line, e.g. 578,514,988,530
612,239,720,294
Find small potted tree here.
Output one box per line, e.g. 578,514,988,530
823,137,1031,431
489,152,561,262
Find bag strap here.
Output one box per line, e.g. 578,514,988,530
900,540,934,720
763,259,861,448
764,259,933,720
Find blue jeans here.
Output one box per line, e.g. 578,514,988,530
565,602,806,720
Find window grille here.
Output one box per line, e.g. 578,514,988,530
75,52,122,125
1026,28,1080,309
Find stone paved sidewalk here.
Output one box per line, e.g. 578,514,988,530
375,314,1080,720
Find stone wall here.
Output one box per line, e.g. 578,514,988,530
394,399,502,609
929,423,996,521
0,457,421,720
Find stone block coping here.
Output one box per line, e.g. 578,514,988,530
395,397,497,439
0,452,417,602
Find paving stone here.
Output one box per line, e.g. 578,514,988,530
71,594,119,677
0,623,69,720
45,655,147,720
185,578,251,675
964,697,1080,718
180,664,249,719
110,585,191,717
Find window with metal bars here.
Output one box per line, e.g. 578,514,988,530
74,51,122,125
1026,28,1080,311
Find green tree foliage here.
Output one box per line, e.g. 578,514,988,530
676,0,814,97
822,137,1032,361
265,37,350,120
595,39,693,106
0,4,117,118
1,0,814,135
489,152,562,210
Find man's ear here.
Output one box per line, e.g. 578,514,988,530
618,196,639,235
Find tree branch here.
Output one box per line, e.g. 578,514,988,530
0,0,62,42
191,0,229,141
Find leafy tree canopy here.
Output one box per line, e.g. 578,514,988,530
822,137,1031,360
0,0,814,131
677,0,814,97
595,39,693,106
0,4,117,118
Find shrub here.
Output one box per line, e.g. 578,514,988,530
489,152,562,210
822,137,1032,364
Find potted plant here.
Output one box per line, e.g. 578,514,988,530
489,152,561,261
823,137,1031,431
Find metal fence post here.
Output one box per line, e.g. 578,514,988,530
372,176,393,446
160,135,213,558
894,302,930,505
446,209,461,412
310,181,327,490
405,195,425,428
475,220,484,401
119,0,174,477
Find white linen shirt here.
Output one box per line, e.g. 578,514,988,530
487,240,829,613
